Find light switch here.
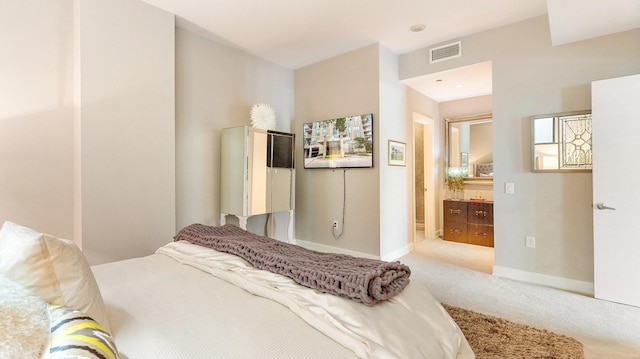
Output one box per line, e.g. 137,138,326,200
525,236,536,248
505,182,515,194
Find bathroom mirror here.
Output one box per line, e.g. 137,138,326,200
445,113,493,182
531,110,592,172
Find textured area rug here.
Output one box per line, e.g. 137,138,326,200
443,304,584,359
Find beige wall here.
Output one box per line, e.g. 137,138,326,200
405,88,441,234
175,27,294,240
294,44,382,256
469,122,493,165
293,44,413,259
378,45,411,259
440,95,492,120
401,15,640,288
0,0,75,239
78,0,176,265
1,0,176,265
2,0,301,262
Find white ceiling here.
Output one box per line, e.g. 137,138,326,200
401,61,493,103
140,0,640,102
547,0,640,46
140,0,548,70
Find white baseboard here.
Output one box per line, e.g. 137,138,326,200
493,266,594,296
293,239,379,260
294,239,412,262
381,244,412,262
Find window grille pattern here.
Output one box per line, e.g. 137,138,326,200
560,114,592,169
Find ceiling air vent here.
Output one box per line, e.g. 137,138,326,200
429,41,461,64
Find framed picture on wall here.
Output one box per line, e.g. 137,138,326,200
388,140,406,166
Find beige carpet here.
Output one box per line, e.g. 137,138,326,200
443,304,583,359
404,236,640,359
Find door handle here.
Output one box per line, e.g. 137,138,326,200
595,203,616,210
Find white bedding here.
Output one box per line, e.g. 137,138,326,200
93,241,474,359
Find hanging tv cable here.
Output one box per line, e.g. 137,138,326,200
331,169,347,240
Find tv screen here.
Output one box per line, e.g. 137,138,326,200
303,113,373,169
266,131,294,169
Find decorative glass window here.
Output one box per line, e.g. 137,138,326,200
531,110,592,172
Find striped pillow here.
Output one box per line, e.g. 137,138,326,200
49,306,120,359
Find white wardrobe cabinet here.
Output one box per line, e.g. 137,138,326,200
220,126,295,240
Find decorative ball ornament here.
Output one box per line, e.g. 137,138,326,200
250,103,276,130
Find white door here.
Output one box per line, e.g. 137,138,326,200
592,73,640,307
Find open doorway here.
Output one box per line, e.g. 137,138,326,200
406,61,495,274
412,113,495,274
412,113,435,238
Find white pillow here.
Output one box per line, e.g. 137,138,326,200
0,221,111,333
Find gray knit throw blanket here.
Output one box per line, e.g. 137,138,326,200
174,223,411,306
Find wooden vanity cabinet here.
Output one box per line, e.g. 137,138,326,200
467,202,494,246
443,199,494,247
443,200,467,243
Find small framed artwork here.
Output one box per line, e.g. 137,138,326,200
388,140,406,166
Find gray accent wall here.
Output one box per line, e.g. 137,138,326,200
293,44,413,260
294,44,382,256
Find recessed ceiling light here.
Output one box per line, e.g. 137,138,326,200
410,24,426,32
455,84,464,88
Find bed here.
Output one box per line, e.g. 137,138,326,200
0,221,474,359
473,163,493,177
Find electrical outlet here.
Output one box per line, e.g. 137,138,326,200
332,220,339,230
505,182,515,194
525,235,536,248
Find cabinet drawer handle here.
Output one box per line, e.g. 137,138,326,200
475,210,487,217
449,209,462,214
474,232,487,236
449,229,462,233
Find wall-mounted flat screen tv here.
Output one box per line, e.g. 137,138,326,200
303,113,373,169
